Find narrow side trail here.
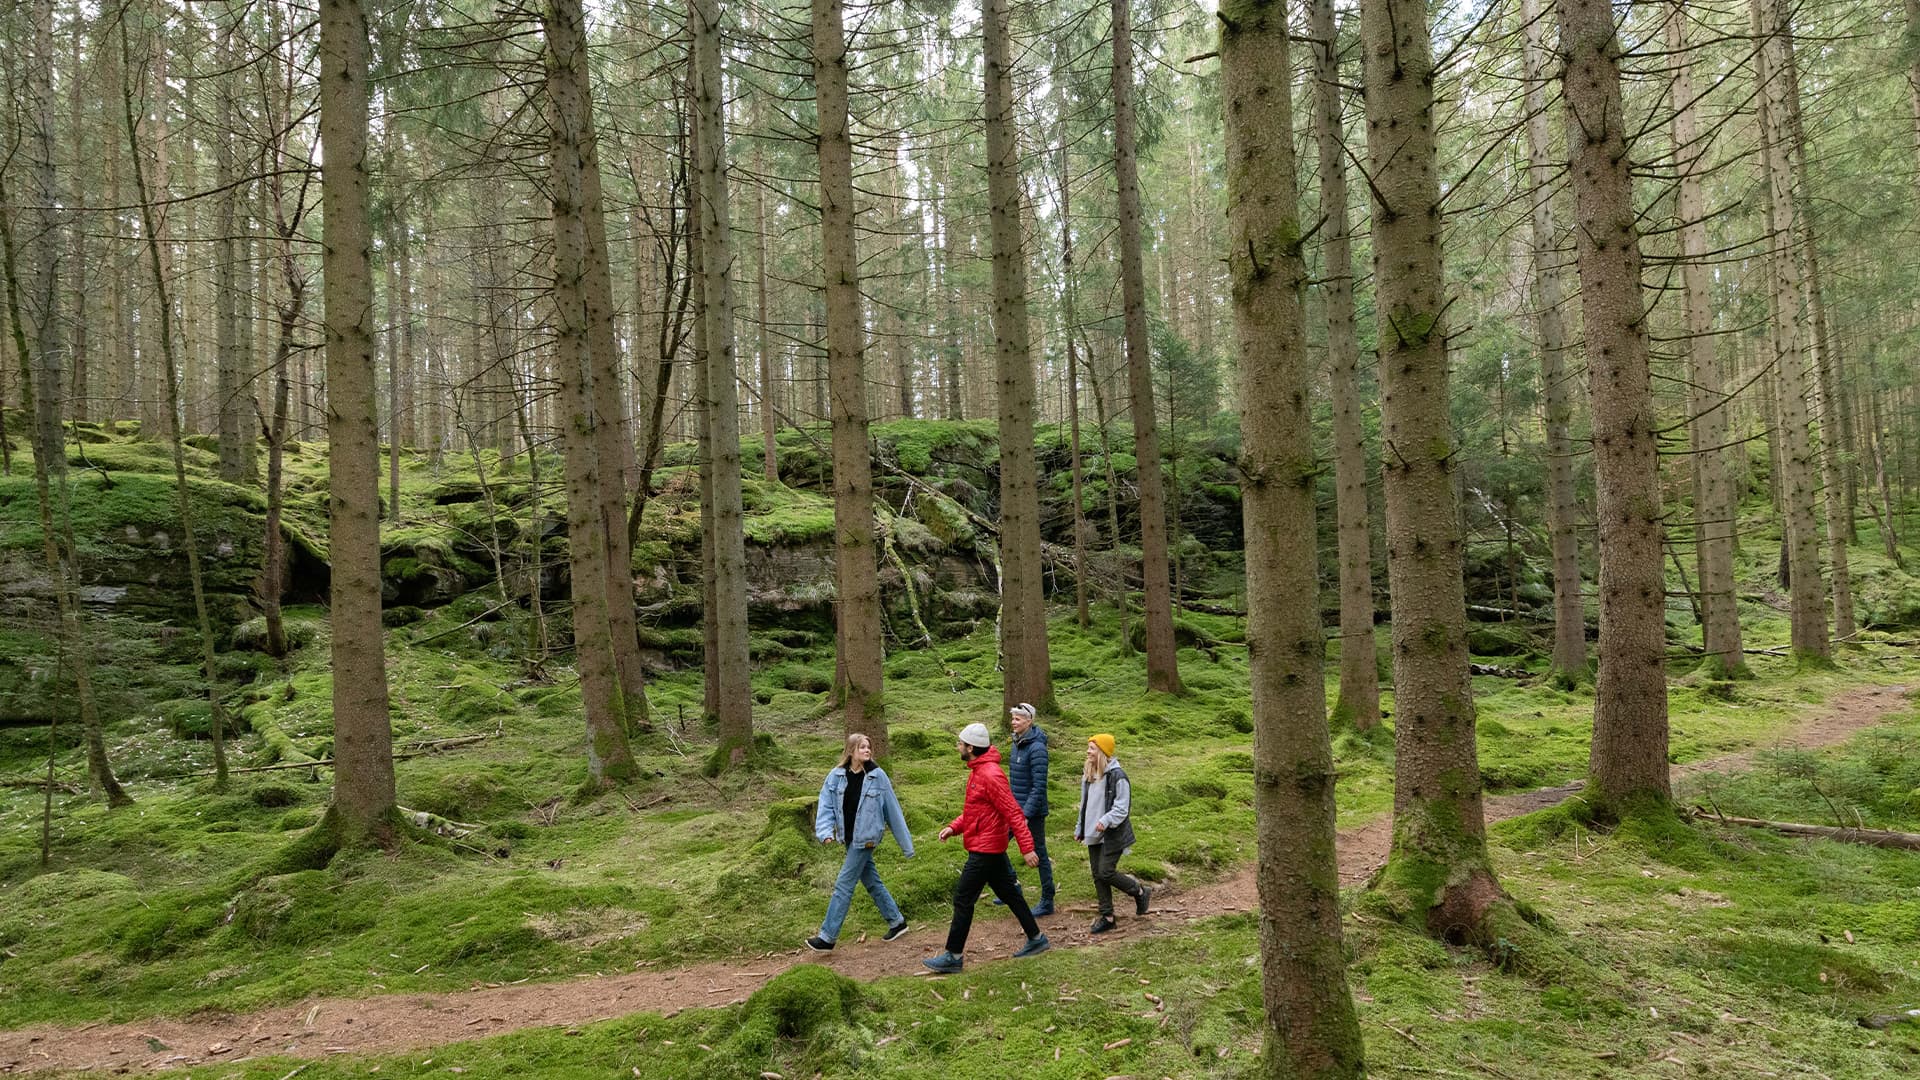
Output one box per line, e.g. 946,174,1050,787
3,683,1907,1075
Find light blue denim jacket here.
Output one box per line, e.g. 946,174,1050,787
814,766,915,855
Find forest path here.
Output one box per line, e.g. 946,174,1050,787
3,682,1908,1074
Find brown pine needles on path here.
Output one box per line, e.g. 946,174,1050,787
1,683,1908,1074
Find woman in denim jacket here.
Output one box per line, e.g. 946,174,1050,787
806,733,914,950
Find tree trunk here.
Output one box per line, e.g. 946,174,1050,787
1778,49,1854,640
754,143,778,482
1522,0,1587,681
813,0,887,757
543,0,641,785
213,6,250,483
692,0,756,761
1360,0,1504,938
572,47,649,732
1313,0,1379,729
983,0,1054,714
1752,0,1829,661
317,0,396,843
1053,116,1091,631
1220,3,1366,1075
0,11,130,805
385,215,403,524
1112,0,1180,695
1665,3,1744,677
1561,0,1671,813
121,13,236,789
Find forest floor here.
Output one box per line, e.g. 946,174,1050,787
2,681,1909,1075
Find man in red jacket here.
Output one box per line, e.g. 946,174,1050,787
922,722,1051,973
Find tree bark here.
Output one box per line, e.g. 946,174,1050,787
213,4,251,483
1221,2,1367,1075
1522,0,1588,681
1312,0,1379,729
1052,104,1092,631
983,0,1053,714
1112,0,1180,695
813,0,887,757
1360,0,1504,938
121,10,236,789
1665,3,1744,678
543,0,641,784
1752,0,1829,661
1560,0,1671,813
692,0,756,760
318,0,397,843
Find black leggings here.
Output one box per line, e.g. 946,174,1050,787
945,851,1040,953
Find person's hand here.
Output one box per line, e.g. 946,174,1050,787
938,826,954,841
821,835,837,845
1024,851,1040,868
1094,821,1106,833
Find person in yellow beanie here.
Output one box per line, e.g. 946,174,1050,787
1074,733,1150,933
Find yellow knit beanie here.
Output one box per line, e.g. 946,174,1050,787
1090,733,1116,757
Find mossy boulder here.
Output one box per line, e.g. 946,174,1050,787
746,964,861,1039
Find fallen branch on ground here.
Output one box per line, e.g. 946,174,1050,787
1690,809,1920,851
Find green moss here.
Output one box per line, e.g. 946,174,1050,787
745,963,861,1038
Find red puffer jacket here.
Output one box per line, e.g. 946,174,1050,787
948,746,1035,855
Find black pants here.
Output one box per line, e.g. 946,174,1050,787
945,850,1041,954
1089,841,1142,917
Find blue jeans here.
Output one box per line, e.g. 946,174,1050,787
818,844,903,943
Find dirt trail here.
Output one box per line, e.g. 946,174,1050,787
3,683,1908,1074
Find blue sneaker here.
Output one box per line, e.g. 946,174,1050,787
1031,900,1054,917
1013,934,1050,958
922,951,964,974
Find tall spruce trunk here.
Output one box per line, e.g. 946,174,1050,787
1359,0,1505,938
213,7,251,483
1777,50,1854,640
755,145,778,482
0,36,130,804
543,0,640,784
121,15,235,788
317,0,397,843
1522,0,1587,681
692,0,756,760
1221,3,1367,1075
571,48,649,730
1111,0,1180,694
1561,0,1671,813
1666,3,1744,677
982,0,1054,713
1312,0,1379,729
812,0,886,755
1054,121,1092,630
1752,0,1829,661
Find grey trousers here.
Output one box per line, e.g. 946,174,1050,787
1088,841,1141,916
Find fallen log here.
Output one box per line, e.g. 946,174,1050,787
1691,810,1920,851
1468,662,1531,679
0,775,80,794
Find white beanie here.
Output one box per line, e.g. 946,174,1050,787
1009,702,1035,721
958,722,992,748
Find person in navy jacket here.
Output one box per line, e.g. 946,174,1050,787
806,733,913,951
1001,702,1055,916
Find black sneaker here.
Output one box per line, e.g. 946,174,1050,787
1089,915,1117,935
882,921,910,942
1136,886,1152,916
805,935,834,952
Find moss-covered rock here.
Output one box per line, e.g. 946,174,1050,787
745,963,861,1039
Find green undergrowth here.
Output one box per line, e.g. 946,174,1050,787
3,597,1916,1030
118,714,1920,1077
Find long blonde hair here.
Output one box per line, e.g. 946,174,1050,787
840,733,870,772
1083,742,1110,784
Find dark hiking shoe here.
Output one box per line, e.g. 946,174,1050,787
1136,886,1152,916
922,951,964,974
1013,934,1051,958
883,921,910,942
1031,900,1054,917
805,936,834,952
1089,916,1117,935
